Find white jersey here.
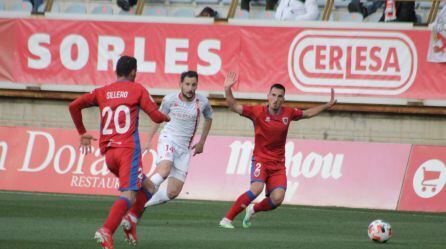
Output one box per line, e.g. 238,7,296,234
159,92,213,149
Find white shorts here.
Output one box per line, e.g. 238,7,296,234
156,135,191,182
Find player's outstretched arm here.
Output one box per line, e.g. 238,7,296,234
302,88,337,119
145,121,160,152
224,72,243,115
192,118,212,156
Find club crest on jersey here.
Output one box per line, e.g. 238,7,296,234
265,116,271,122
282,117,289,125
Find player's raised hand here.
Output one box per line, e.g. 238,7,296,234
224,72,238,89
327,88,337,109
191,141,205,156
79,133,97,155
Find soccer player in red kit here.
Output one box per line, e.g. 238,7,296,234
68,56,170,249
219,72,336,229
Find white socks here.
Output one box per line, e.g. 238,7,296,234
145,188,171,207
150,173,164,189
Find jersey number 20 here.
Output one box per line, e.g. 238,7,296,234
101,105,131,135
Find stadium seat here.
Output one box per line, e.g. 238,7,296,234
195,0,219,4
253,10,275,19
317,0,326,7
364,11,381,22
172,8,195,17
338,12,364,22
91,4,113,15
334,0,349,8
37,2,61,12
143,6,168,16
0,0,4,11
64,3,87,14
169,0,193,4
10,1,32,12
234,9,249,19
251,0,266,6
419,1,432,9
118,7,135,15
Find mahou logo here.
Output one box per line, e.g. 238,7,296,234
288,30,418,95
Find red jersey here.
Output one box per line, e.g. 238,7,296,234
69,81,167,154
241,105,303,164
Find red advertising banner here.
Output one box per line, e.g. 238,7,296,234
0,126,412,210
0,17,446,101
398,146,446,212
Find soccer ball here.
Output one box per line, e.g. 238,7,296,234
367,219,392,243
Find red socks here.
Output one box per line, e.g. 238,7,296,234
103,197,131,233
254,197,277,213
128,189,152,219
225,191,257,220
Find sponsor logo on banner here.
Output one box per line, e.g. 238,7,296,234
288,30,418,95
412,159,446,198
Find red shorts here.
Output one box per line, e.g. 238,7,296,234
250,159,287,195
105,147,144,191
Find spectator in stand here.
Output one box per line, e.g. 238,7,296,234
117,0,137,11
379,0,417,23
348,0,384,18
197,6,218,18
242,0,278,12
275,0,319,21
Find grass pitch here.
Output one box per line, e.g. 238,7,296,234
1,191,445,249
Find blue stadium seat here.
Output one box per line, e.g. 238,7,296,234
91,4,114,15
419,1,432,9
251,0,266,6
234,9,249,19
253,10,275,19
10,1,33,12
334,0,349,8
172,8,195,17
169,0,193,4
338,12,364,22
143,6,168,16
317,0,326,7
364,11,382,22
37,2,61,12
196,0,219,4
119,7,135,15
64,3,87,14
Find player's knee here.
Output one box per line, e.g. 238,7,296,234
270,193,285,206
166,188,180,199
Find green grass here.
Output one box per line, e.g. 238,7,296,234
1,191,445,249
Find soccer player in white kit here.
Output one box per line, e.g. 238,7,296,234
120,71,213,242
146,70,213,205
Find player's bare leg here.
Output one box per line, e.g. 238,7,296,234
220,182,264,229
96,190,136,249
243,188,285,228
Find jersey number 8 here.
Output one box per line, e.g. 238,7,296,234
101,105,131,135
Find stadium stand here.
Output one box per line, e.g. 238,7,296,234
142,6,168,16
10,0,32,11
91,4,113,14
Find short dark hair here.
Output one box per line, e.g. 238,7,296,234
270,83,286,93
116,56,137,77
180,71,198,82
